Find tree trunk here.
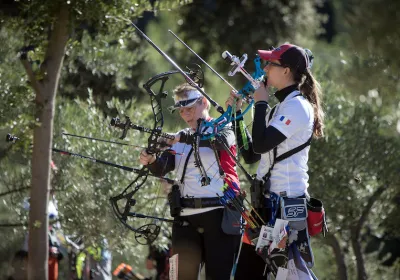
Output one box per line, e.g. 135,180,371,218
27,5,69,280
351,226,367,280
325,233,348,280
350,184,386,280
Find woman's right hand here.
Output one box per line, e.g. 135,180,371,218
139,149,156,165
253,83,269,103
225,90,243,111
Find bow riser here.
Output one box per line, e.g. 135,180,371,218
109,71,184,244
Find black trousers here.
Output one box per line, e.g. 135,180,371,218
234,207,271,280
234,243,267,280
172,208,241,280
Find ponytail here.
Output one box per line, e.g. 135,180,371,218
293,69,324,138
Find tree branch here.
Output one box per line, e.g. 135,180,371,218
20,54,41,95
351,183,388,280
325,233,348,280
0,185,66,198
356,184,387,234
0,222,27,227
0,186,30,197
0,219,61,228
28,5,70,279
40,5,70,92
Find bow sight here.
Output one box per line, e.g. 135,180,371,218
222,51,265,98
198,49,266,140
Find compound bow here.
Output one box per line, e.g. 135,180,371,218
109,66,206,245
122,17,264,141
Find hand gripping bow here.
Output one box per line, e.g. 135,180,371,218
199,52,265,140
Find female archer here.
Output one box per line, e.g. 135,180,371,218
227,43,324,278
139,83,242,280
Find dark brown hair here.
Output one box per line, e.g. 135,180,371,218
292,68,324,138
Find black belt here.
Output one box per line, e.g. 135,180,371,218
181,197,222,209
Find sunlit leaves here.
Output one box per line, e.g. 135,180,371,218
50,95,170,267
309,80,400,231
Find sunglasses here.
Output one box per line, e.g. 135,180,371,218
168,97,203,114
173,97,201,108
264,61,286,68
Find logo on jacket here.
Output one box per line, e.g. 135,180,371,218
286,206,305,218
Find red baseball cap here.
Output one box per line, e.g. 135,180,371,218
258,44,309,73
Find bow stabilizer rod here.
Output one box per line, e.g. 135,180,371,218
52,148,175,184
62,132,146,148
62,132,182,155
122,18,224,115
168,30,237,93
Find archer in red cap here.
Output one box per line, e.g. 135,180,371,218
226,43,325,279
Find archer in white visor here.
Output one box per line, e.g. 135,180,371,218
140,83,242,280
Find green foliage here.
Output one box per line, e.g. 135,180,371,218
306,74,400,277
0,26,35,134
0,1,190,277
178,0,322,59
52,93,169,252
309,81,399,225
331,0,400,108
61,28,148,109
311,239,340,280
1,0,399,278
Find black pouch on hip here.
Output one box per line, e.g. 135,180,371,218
251,178,265,208
168,184,182,217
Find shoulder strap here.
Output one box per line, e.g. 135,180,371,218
179,124,210,184
272,93,311,163
263,93,312,180
275,135,312,163
180,147,194,184
267,105,277,123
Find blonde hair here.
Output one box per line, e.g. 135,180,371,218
173,83,210,110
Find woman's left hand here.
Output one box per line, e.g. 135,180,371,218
253,84,270,103
225,90,243,111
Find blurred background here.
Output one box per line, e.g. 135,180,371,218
0,0,399,279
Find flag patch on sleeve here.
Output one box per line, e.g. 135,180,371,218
279,116,291,125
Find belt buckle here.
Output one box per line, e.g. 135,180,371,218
194,198,202,209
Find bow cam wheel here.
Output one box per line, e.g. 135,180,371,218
186,64,204,88
135,224,161,245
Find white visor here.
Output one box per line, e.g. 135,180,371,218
169,90,203,113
